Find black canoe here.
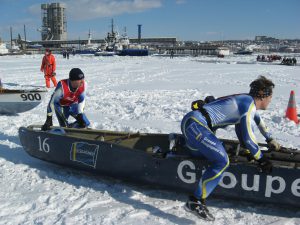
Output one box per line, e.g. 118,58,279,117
18,125,300,207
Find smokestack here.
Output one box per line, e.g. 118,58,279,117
137,24,142,43
10,26,13,49
24,24,27,50
24,24,27,42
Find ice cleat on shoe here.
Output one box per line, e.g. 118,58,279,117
184,196,215,221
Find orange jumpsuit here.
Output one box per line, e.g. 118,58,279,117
40,53,57,88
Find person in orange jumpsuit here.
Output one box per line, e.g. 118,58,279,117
40,49,57,88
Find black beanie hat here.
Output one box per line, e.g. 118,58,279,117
69,68,84,81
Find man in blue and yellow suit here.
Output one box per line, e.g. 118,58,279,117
182,76,281,220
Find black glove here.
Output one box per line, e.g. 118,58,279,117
243,149,255,162
41,115,53,131
257,157,273,174
76,113,86,128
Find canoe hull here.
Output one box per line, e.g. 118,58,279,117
0,89,46,114
18,126,300,207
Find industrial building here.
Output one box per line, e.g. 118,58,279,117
41,3,67,41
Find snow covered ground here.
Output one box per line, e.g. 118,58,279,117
0,54,299,225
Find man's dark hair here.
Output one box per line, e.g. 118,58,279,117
249,76,275,98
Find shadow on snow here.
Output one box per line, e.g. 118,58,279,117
0,131,299,224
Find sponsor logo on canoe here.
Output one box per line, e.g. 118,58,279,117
177,160,300,198
70,142,99,168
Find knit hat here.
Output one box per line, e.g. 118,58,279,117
69,68,84,81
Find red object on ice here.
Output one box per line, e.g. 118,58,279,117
285,90,299,124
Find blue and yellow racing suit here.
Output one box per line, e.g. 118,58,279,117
181,94,272,200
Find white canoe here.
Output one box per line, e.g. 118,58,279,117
0,88,47,114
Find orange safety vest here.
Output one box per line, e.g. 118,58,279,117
41,54,56,76
59,79,85,106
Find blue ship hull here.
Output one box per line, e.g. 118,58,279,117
75,49,97,55
118,49,149,56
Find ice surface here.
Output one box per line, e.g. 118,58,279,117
0,54,299,224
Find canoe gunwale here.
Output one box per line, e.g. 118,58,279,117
24,125,300,169
0,88,47,94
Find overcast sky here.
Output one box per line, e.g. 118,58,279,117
0,0,299,42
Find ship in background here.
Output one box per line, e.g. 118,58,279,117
0,41,9,55
94,19,149,57
75,30,100,55
233,45,254,55
233,48,253,55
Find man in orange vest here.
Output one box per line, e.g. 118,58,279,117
41,68,90,131
40,49,57,88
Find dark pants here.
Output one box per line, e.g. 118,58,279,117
55,104,90,128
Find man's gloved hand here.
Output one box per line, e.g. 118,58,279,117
52,72,56,76
243,149,255,162
257,157,273,174
76,113,86,128
191,100,205,111
41,116,53,131
267,139,281,151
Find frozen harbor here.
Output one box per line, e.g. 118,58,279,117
0,54,299,224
